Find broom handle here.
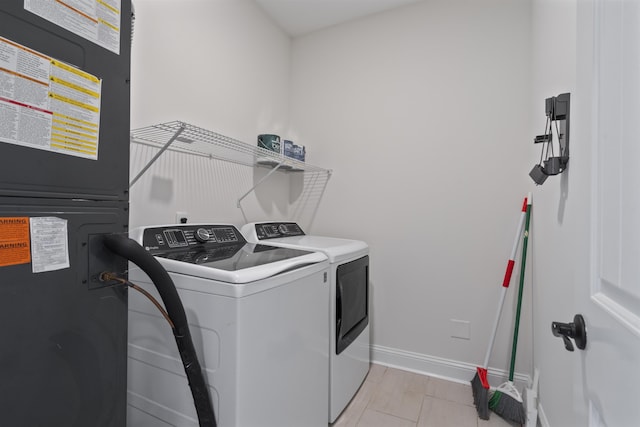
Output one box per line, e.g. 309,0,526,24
482,197,528,368
508,194,532,381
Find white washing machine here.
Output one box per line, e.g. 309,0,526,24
126,223,330,427
241,222,370,423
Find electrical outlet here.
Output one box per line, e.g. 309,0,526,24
176,211,189,224
450,319,470,340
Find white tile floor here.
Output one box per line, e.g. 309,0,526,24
331,364,521,427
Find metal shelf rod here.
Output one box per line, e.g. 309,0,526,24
129,123,185,187
236,160,286,208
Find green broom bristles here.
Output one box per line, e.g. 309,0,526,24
471,368,490,420
489,380,526,425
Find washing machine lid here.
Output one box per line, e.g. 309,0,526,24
241,222,369,263
130,224,328,283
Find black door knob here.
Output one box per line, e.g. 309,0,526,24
551,314,587,351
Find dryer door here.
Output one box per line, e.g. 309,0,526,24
336,255,369,354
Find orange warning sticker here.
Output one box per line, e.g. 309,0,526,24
0,217,31,267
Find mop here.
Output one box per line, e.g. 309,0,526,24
471,195,528,420
488,195,532,424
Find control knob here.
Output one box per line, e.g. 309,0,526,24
194,228,211,243
278,224,289,235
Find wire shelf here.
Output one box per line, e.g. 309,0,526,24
129,121,332,207
131,120,328,170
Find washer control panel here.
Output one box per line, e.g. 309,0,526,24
141,224,244,253
254,222,305,240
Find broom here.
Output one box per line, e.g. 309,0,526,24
488,194,532,424
471,196,528,420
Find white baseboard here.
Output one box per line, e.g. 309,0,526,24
370,344,530,391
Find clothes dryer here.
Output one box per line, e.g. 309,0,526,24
127,223,330,427
241,222,370,422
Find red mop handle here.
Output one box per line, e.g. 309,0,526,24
502,197,528,288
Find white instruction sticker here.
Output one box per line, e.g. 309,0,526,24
24,0,122,55
0,36,102,159
29,217,70,273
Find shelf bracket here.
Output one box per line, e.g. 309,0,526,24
129,123,186,187
236,161,286,208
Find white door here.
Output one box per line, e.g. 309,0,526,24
571,0,640,425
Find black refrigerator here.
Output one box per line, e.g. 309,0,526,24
0,1,132,425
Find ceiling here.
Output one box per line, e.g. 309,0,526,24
253,0,424,37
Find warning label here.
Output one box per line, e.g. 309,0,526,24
0,217,31,267
0,36,102,160
24,0,122,55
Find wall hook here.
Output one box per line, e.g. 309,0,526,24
530,93,571,185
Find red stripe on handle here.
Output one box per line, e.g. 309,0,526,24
477,367,490,389
521,197,528,212
502,259,515,287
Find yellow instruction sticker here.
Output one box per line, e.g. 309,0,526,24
0,36,102,160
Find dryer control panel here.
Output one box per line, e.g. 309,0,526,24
140,224,245,254
254,222,305,240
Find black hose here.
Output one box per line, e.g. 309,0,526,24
102,233,216,427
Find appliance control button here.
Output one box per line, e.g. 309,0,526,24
278,224,288,234
194,228,210,243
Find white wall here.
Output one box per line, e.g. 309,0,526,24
289,0,534,381
531,0,592,427
129,0,301,229
529,0,579,425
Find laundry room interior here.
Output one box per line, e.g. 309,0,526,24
129,0,542,423
2,0,639,426
127,0,545,424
